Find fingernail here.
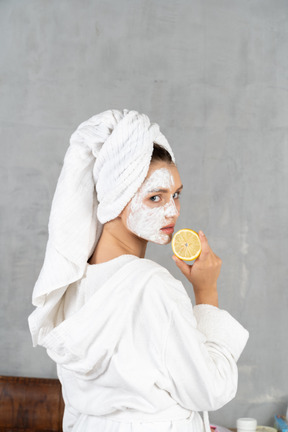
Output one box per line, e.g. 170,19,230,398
199,230,204,237
172,255,177,262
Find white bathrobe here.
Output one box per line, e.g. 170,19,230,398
41,255,249,432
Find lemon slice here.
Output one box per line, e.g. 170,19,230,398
172,229,202,261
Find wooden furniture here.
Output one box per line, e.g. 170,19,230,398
0,375,64,432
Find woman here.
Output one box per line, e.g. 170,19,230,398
29,109,249,432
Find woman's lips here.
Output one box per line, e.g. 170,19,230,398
161,225,175,234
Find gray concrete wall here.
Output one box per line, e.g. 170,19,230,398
1,0,287,428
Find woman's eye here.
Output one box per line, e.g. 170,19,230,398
173,192,181,199
149,195,161,202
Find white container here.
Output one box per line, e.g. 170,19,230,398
237,418,257,432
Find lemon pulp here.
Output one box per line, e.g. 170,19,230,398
172,229,201,261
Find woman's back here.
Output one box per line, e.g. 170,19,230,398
52,256,248,432
57,256,195,430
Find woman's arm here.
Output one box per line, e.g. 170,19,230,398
165,230,249,411
173,231,221,307
160,299,249,412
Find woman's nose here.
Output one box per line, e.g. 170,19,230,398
164,198,179,218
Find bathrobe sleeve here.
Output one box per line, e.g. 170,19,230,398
161,295,249,412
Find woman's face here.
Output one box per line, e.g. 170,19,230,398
121,160,183,245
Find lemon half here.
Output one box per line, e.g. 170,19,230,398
172,229,202,261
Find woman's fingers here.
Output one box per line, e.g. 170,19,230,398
197,231,221,266
198,230,210,258
172,255,192,278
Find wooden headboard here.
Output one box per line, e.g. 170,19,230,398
0,375,64,431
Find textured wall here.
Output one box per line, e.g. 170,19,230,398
1,0,287,428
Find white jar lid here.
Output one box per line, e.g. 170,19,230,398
256,427,277,432
237,418,257,430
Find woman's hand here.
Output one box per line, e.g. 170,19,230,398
172,231,221,307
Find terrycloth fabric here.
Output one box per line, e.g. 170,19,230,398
47,257,249,432
28,109,174,346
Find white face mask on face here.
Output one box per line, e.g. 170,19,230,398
126,167,179,244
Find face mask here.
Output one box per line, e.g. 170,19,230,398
126,167,179,244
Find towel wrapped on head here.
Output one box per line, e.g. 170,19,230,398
28,109,175,346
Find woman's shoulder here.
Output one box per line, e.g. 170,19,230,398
86,255,191,307
131,257,190,304
130,256,175,279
